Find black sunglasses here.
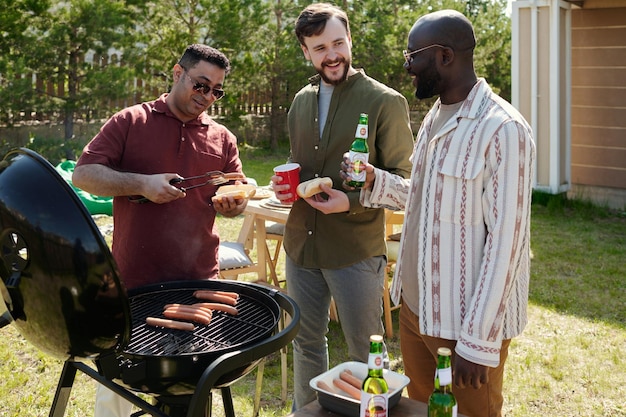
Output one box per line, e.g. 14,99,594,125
181,68,225,100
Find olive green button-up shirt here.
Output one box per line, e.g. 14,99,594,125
284,69,414,269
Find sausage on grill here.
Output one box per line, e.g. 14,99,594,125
146,317,195,331
193,290,239,306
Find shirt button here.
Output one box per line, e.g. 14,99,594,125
181,137,185,141
314,145,319,150
314,174,319,178
307,230,313,236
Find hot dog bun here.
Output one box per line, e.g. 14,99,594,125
212,184,256,202
296,177,333,198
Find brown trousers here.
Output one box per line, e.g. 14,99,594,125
399,303,511,417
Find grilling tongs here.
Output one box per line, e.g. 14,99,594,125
129,171,247,203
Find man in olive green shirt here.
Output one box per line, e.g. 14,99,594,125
271,3,414,409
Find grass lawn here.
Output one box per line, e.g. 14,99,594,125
0,146,625,416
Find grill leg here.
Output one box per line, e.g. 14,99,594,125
205,391,212,417
49,361,77,417
220,388,235,417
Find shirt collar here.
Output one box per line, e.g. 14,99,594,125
152,93,212,126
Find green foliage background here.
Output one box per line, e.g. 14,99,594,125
0,0,511,149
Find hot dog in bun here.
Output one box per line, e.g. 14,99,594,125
296,177,333,198
212,184,256,202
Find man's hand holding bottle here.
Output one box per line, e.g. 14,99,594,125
340,152,377,191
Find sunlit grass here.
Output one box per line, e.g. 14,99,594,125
1,153,625,416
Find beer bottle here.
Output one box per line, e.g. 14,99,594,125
347,113,369,188
360,334,388,417
428,347,458,417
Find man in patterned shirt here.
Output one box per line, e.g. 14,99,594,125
337,9,535,417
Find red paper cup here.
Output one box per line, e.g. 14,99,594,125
273,163,301,204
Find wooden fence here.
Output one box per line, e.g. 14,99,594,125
1,52,274,126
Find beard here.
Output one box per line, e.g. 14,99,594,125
314,56,351,86
414,58,442,99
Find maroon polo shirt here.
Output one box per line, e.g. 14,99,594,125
76,94,242,289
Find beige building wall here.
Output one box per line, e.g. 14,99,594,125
570,6,626,192
512,0,570,194
513,0,626,209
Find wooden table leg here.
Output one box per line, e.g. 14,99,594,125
254,216,268,282
237,213,256,251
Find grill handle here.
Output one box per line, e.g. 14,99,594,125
186,288,300,417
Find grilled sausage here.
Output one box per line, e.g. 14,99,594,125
340,370,363,390
193,290,239,306
164,305,213,323
333,378,361,400
146,317,195,331
210,290,239,300
192,302,239,316
163,308,212,325
193,289,239,298
164,303,213,316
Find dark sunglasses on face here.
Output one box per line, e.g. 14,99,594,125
181,68,225,100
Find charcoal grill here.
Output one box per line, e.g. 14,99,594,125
0,148,300,417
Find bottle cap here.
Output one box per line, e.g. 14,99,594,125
370,335,383,343
437,347,452,356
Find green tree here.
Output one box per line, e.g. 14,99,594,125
251,0,312,150
0,0,50,126
468,0,511,100
373,0,511,112
136,0,270,129
0,0,512,151
15,0,142,159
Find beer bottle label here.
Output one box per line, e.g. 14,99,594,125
436,367,452,387
359,392,388,417
368,352,384,370
355,123,368,139
349,151,368,182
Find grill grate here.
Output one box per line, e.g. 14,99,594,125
125,288,277,356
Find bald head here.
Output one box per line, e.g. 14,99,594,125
409,10,475,55
404,10,478,104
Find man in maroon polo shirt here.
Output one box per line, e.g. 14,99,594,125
72,44,248,417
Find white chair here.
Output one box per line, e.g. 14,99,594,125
217,241,260,279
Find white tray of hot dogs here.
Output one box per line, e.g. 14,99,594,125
309,361,410,416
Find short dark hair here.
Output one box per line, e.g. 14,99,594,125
178,44,231,74
295,3,350,46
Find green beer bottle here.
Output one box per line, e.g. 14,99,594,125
347,113,369,188
428,347,458,417
360,334,388,417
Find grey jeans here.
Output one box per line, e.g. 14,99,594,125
286,255,386,409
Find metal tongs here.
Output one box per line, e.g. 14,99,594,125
129,171,247,203
171,171,246,190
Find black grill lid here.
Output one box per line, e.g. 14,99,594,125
0,148,130,359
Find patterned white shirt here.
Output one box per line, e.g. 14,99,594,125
361,79,535,367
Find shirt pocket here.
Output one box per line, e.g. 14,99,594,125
437,153,484,225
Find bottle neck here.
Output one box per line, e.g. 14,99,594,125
434,361,453,393
367,344,384,378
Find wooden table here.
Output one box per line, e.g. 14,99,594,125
238,198,290,283
286,396,468,416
